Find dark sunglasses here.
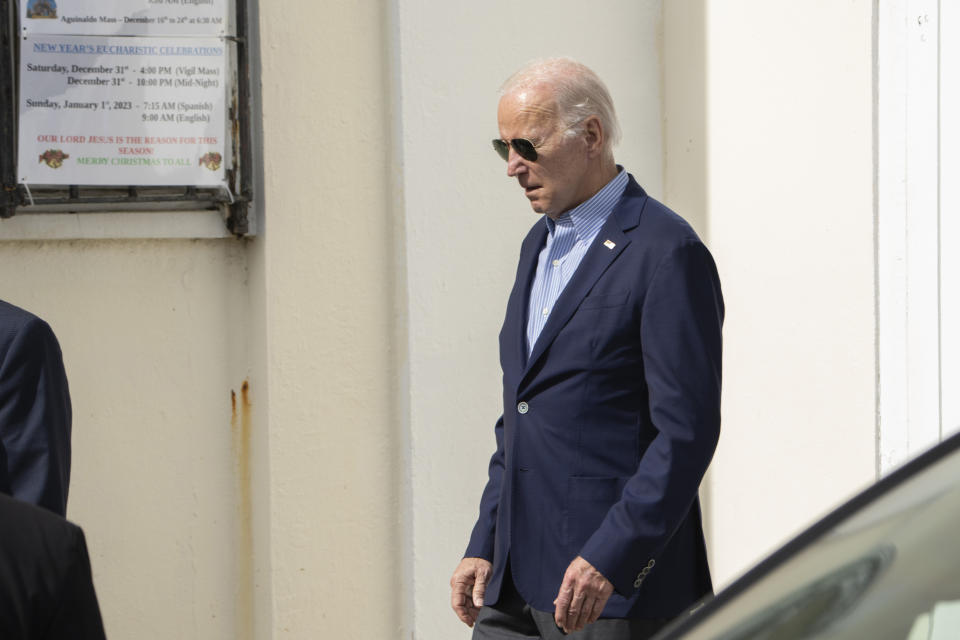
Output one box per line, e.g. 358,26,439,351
492,138,539,162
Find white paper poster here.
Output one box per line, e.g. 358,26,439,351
21,0,229,37
18,35,227,186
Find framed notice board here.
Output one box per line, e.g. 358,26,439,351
0,0,260,236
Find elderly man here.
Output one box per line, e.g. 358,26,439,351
450,59,724,639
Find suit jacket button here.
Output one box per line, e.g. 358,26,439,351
633,577,643,588
517,401,529,414
647,559,656,569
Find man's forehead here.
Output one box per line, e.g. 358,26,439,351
498,86,558,131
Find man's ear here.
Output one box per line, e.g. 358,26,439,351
582,116,604,157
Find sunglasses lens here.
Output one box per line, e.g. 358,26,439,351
492,139,538,162
512,139,537,162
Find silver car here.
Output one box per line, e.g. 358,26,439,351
653,430,960,640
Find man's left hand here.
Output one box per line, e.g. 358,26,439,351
553,555,614,633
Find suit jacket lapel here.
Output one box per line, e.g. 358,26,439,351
502,222,547,386
521,177,647,383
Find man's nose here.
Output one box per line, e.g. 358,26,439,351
506,149,527,177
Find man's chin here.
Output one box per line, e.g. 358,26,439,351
529,202,559,217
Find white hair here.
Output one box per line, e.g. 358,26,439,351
499,57,622,155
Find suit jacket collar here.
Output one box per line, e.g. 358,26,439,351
502,175,648,387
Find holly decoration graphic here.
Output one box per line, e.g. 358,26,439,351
39,149,68,168
198,152,222,171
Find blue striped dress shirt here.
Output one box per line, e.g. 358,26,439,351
526,168,629,355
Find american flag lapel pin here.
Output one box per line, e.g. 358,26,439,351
603,239,616,250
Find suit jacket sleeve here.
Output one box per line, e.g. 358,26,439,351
578,239,724,595
0,315,72,515
464,415,505,560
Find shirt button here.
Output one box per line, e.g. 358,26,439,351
517,402,529,414
552,259,560,267
541,307,549,316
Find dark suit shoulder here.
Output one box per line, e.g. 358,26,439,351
0,496,83,598
0,300,56,363
0,299,40,328
0,297,38,332
614,176,704,250
0,495,80,630
0,495,104,639
0,492,80,554
0,299,65,365
635,195,703,247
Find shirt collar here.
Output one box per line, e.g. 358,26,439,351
544,167,628,241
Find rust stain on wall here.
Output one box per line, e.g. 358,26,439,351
231,379,254,639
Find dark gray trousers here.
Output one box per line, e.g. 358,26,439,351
472,567,668,640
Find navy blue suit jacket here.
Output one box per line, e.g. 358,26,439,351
0,300,72,515
465,176,724,619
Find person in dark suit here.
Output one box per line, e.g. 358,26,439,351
450,58,724,639
0,489,106,639
0,299,71,515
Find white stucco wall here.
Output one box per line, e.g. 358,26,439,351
257,1,401,638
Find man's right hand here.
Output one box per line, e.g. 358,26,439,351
450,557,493,627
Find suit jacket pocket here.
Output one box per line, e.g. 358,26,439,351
579,291,629,310
563,476,627,548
